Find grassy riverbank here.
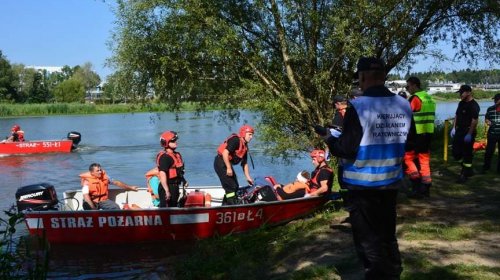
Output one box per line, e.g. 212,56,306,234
0,102,213,117
169,144,499,279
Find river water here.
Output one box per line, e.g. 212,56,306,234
0,100,492,278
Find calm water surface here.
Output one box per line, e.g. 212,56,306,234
1,110,312,279
0,101,492,278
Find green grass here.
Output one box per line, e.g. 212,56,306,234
399,222,475,241
402,253,500,280
0,102,220,117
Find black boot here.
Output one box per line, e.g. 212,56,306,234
456,168,467,184
408,180,423,199
421,183,431,197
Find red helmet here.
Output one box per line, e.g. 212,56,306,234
239,125,255,138
11,124,21,132
310,149,326,163
160,131,178,147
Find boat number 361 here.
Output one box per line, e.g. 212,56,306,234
216,208,264,224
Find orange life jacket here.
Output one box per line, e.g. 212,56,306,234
282,181,310,194
144,167,159,198
309,164,333,192
216,134,248,164
79,170,110,203
156,149,185,182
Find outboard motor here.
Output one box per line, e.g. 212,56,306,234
67,131,81,150
15,183,59,212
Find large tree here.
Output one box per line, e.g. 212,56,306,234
109,0,500,156
0,51,18,102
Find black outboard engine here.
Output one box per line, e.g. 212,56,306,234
67,131,81,150
15,183,59,212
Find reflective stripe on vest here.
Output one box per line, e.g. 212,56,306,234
413,91,436,134
342,95,411,187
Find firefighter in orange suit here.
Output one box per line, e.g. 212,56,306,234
404,77,436,198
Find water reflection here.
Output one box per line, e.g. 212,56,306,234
47,241,194,279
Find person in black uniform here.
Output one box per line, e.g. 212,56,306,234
482,93,500,174
316,57,411,279
214,125,255,205
331,95,348,130
157,130,187,207
450,85,480,183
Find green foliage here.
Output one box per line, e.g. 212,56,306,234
0,51,18,102
0,207,49,279
0,102,200,117
110,0,500,157
53,79,85,102
433,89,500,101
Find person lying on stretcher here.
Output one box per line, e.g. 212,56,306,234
273,171,310,200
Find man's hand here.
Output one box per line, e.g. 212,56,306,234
247,177,254,186
226,168,233,177
129,186,139,191
329,128,342,138
450,127,456,138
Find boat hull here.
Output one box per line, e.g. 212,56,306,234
0,140,74,155
23,196,327,244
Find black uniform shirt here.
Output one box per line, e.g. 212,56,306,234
455,99,480,131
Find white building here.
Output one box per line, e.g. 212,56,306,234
427,82,461,94
385,80,407,94
25,66,63,74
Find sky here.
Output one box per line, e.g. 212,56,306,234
0,1,498,81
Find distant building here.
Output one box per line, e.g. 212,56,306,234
427,82,461,94
25,66,63,74
385,80,407,94
477,84,500,91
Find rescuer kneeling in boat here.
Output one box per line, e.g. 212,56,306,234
80,163,139,210
214,125,255,205
1,124,25,143
306,150,334,197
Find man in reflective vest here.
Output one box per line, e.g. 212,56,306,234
404,77,436,198
318,57,411,279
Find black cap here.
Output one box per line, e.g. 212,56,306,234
456,85,472,94
354,57,386,78
332,95,347,103
493,93,500,101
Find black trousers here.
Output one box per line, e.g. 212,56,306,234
483,134,500,172
158,183,180,207
347,189,402,280
214,156,239,204
452,130,475,165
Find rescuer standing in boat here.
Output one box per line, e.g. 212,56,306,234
157,130,188,207
317,57,411,279
214,125,255,205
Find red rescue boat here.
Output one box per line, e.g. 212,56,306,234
16,183,330,244
0,131,81,155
